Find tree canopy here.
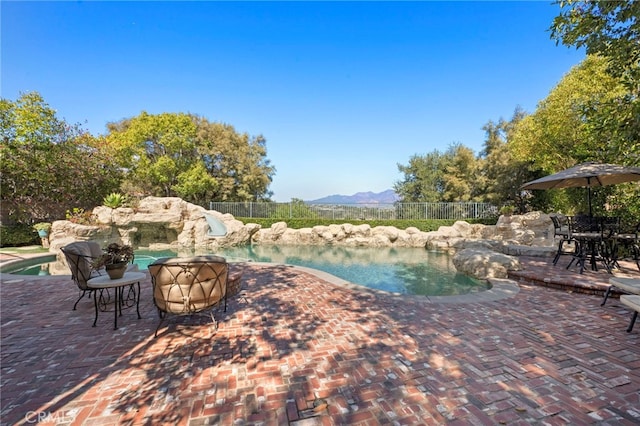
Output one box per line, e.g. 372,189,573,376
551,0,640,91
395,51,638,219
509,55,628,171
1,92,121,223
105,112,276,204
1,93,277,225
551,0,640,167
394,150,448,203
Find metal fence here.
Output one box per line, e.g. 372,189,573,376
209,202,497,221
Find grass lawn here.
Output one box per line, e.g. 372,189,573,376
0,246,50,254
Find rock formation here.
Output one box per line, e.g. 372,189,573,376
48,196,560,280
49,197,260,253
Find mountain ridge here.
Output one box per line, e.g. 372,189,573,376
307,189,399,204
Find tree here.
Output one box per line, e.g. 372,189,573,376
509,55,639,216
106,112,199,197
106,112,275,203
0,92,121,223
441,144,482,202
551,0,640,91
509,55,627,171
480,108,534,211
194,118,275,202
394,150,447,202
172,162,219,204
269,198,317,219
551,0,640,166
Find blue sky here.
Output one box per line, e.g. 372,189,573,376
2,1,584,202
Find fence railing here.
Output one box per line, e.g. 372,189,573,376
209,202,497,221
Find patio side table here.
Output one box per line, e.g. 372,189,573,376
87,271,145,329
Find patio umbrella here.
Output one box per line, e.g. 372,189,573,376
521,162,640,215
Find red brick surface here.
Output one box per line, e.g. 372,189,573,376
1,258,639,425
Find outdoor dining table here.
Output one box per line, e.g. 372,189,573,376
565,216,617,274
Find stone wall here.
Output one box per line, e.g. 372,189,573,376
252,211,556,252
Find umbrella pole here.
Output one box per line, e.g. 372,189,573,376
587,177,592,216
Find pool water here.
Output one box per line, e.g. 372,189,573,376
8,245,489,296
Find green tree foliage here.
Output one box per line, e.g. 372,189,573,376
194,118,275,202
441,144,482,202
551,0,640,165
106,112,199,197
395,144,484,204
510,55,627,171
480,108,536,212
268,198,318,219
510,55,639,217
106,112,275,203
173,162,219,203
0,92,121,223
551,0,640,91
394,151,447,202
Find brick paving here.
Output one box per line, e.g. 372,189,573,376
1,257,639,425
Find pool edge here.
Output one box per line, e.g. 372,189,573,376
0,257,521,303
282,263,520,304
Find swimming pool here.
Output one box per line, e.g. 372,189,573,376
6,245,489,296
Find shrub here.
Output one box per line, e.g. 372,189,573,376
237,218,470,232
236,217,499,231
499,205,516,216
0,225,40,247
102,193,128,209
65,208,94,224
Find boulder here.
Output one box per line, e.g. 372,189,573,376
452,248,522,279
493,212,554,244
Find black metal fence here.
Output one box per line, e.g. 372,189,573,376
209,202,497,221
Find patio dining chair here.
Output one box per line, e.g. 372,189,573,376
611,221,640,272
61,241,138,310
60,241,105,310
550,214,573,265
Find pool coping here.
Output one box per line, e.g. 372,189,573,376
250,262,520,304
0,252,59,281
0,254,520,303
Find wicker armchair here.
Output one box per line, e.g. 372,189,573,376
148,256,229,337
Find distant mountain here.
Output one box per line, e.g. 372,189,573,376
307,189,400,205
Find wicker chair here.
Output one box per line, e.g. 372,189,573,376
148,256,229,337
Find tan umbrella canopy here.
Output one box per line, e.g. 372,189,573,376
521,162,640,215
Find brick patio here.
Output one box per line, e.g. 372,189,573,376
1,256,639,425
